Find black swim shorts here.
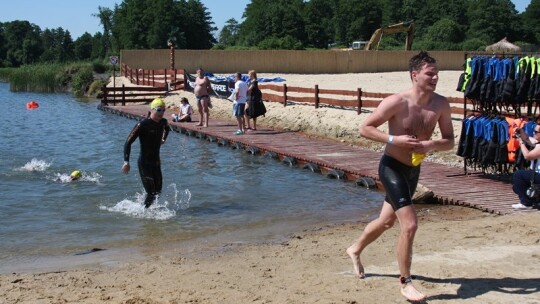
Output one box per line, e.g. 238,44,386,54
196,95,209,102
378,154,421,211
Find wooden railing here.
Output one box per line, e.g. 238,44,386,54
100,85,169,106
121,63,185,91
102,66,468,114
260,83,467,115
101,64,185,105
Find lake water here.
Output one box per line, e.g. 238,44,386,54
0,82,383,273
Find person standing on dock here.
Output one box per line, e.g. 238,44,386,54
194,68,212,127
232,72,248,135
346,51,454,302
122,98,171,208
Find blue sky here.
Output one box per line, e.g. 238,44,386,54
0,0,531,39
0,0,250,39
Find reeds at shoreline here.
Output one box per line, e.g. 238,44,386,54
0,61,107,95
1,64,64,93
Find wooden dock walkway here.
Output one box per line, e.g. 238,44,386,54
100,104,534,215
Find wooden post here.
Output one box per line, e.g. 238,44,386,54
282,84,286,106
101,85,107,106
315,85,319,109
112,84,116,105
169,43,175,70
357,88,362,115
143,69,146,86
183,70,187,92
164,69,168,88
122,84,126,106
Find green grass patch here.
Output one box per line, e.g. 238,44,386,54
9,64,65,92
0,68,16,82
5,62,108,94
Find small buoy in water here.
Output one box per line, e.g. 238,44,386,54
26,101,39,109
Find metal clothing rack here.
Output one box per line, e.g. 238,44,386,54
461,51,540,175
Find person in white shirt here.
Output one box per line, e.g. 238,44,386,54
512,125,540,209
232,72,248,135
171,97,193,122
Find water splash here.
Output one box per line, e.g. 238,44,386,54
80,172,103,184
53,173,75,183
17,158,52,172
100,183,191,220
48,171,103,184
164,183,191,210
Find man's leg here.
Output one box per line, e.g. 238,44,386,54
346,201,396,278
200,97,210,127
395,205,426,302
235,116,245,133
144,193,156,208
138,162,157,208
513,170,533,206
196,99,203,126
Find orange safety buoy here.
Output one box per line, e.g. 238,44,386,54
26,101,39,109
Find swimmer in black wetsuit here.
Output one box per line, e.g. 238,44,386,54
346,52,455,302
122,98,170,208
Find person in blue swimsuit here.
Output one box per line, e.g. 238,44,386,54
122,98,170,208
346,52,455,302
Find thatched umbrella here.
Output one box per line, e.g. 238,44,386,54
485,37,521,53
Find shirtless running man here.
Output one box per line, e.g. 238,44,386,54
194,68,212,127
346,51,454,302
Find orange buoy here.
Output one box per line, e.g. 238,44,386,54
26,101,39,109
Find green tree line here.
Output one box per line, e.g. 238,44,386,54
2,0,540,68
0,0,216,68
0,20,110,67
218,0,540,51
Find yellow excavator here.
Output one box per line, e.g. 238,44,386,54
363,21,415,51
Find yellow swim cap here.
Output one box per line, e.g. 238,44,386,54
150,98,165,109
70,170,82,179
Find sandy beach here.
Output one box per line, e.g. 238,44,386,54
2,71,540,304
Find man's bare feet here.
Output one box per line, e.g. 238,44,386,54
196,123,203,126
346,246,365,279
400,278,426,302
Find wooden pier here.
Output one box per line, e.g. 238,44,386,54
100,104,535,215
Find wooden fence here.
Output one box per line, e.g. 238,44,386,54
259,83,467,115
101,66,468,114
121,63,185,90
100,85,169,106
120,49,465,73
100,64,185,105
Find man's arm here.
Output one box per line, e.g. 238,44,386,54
234,82,239,100
122,123,140,174
205,77,213,95
518,131,540,160
162,120,170,143
360,94,420,149
424,98,454,152
360,95,398,143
